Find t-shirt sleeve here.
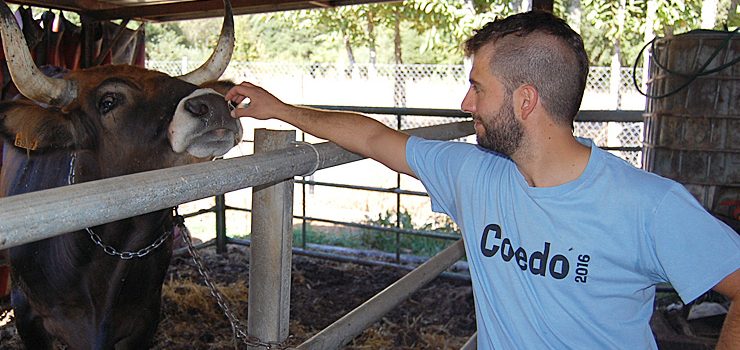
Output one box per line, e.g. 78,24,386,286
649,184,740,303
405,136,474,218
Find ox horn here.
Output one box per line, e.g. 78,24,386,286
177,0,235,85
0,1,77,106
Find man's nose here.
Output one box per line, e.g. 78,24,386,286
461,88,475,114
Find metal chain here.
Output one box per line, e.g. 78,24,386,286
86,226,171,260
0,303,13,333
73,150,171,260
0,307,11,323
176,216,292,349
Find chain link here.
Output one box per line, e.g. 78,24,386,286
176,217,293,349
75,147,172,260
85,213,291,348
0,307,11,323
86,226,171,260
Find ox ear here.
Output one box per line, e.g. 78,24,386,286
0,101,85,151
199,80,236,96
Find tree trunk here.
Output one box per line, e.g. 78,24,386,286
610,0,626,109
642,0,657,97
394,7,402,65
393,7,405,107
343,30,356,78
565,0,582,34
367,11,377,66
344,34,356,66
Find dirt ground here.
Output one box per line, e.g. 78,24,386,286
0,244,727,349
0,244,477,349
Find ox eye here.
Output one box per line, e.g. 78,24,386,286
98,93,119,114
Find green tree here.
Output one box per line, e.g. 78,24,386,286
143,0,736,67
578,0,705,66
144,22,190,61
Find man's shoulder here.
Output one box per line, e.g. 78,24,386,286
408,136,503,160
592,147,681,200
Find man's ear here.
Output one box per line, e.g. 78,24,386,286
514,84,538,121
0,101,80,151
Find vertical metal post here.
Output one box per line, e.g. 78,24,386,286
301,132,308,250
215,193,227,254
248,129,295,349
395,114,403,263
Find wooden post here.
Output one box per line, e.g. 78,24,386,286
247,129,295,349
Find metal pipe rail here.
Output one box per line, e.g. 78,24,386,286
309,105,644,123
295,179,429,197
303,216,460,241
0,121,474,249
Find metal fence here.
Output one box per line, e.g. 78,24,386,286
149,60,647,261
150,61,644,102
149,61,646,168
0,123,475,349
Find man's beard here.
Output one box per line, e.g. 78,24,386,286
474,95,523,156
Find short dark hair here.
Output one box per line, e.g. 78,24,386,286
464,11,589,126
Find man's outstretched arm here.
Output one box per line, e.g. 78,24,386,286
713,268,740,350
226,82,414,176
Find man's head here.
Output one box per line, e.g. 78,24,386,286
464,10,589,128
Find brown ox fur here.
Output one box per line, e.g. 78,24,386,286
0,64,241,349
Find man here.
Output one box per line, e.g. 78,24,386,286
227,10,739,349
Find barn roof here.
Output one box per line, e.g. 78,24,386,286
5,0,399,22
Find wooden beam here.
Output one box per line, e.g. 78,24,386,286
308,1,331,8
84,0,399,22
5,0,114,11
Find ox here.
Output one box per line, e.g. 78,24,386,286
0,1,242,348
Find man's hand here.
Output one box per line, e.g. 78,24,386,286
225,81,291,121
224,81,414,176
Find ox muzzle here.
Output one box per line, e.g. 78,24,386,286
169,88,243,158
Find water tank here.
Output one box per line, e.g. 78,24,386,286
643,30,739,218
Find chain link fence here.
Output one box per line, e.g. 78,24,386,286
157,60,649,255
151,60,645,167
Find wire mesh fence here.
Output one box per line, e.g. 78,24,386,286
149,60,645,108
160,60,649,257
151,60,645,167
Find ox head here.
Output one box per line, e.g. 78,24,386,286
0,0,242,178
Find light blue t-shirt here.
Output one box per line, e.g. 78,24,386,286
406,136,740,350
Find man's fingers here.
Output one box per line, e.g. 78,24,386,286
224,82,255,101
231,105,251,118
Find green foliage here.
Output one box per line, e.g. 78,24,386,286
291,210,461,258
292,224,365,248
142,0,731,68
729,2,740,28
145,22,190,61
358,209,459,257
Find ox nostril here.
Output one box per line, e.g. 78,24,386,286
185,99,210,117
